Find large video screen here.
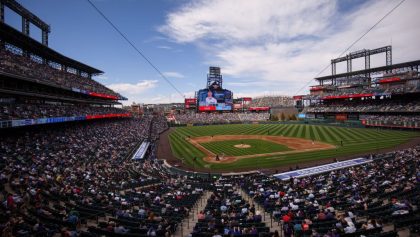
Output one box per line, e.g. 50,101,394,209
197,89,233,111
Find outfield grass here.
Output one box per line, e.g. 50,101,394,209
168,124,419,171
200,139,291,156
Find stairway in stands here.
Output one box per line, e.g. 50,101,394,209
173,191,212,237
239,187,282,234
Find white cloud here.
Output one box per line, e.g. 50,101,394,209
181,91,195,99
94,75,108,80
107,80,158,95
107,80,159,106
159,0,336,43
162,71,185,79
157,45,172,50
159,0,420,95
234,90,291,99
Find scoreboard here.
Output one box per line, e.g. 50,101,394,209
185,98,197,110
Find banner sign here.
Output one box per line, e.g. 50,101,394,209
86,113,131,120
273,158,372,180
374,92,392,97
336,114,347,121
378,77,401,84
71,87,118,100
198,106,217,111
310,86,323,91
249,107,270,111
11,116,86,127
185,98,197,104
88,92,118,100
8,114,130,128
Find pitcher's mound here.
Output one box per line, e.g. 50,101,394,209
234,144,251,148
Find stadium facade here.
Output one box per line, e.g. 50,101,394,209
295,46,420,129
0,0,129,129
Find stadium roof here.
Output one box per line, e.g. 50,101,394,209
315,59,420,82
0,22,103,75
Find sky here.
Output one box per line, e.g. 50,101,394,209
4,0,420,104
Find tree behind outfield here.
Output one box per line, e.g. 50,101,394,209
280,112,285,121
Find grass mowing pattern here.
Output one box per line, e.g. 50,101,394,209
168,124,419,171
200,139,291,156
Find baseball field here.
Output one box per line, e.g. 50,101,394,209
168,123,419,171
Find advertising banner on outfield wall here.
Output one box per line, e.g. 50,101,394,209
336,114,347,121
306,114,315,119
297,113,306,119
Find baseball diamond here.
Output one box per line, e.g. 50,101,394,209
168,124,418,171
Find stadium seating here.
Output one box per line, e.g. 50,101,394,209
1,3,419,236
0,102,127,121
2,114,419,236
173,112,270,124
303,100,420,113
0,47,120,97
249,96,294,108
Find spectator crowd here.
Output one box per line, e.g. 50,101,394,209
173,112,270,125
361,115,420,123
0,47,119,97
0,115,419,236
305,83,420,101
0,115,196,236
239,146,420,237
0,41,419,237
304,100,420,113
249,96,294,108
0,102,128,121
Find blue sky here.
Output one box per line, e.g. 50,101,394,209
5,0,420,104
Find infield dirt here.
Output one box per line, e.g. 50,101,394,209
186,135,335,164
234,144,251,148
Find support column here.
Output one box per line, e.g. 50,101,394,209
365,52,370,78
42,30,49,46
365,54,370,70
22,17,30,57
331,61,336,75
386,48,392,66
386,46,392,73
346,56,352,74
0,2,4,23
0,2,4,49
22,17,30,36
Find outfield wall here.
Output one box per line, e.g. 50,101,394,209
169,120,365,129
